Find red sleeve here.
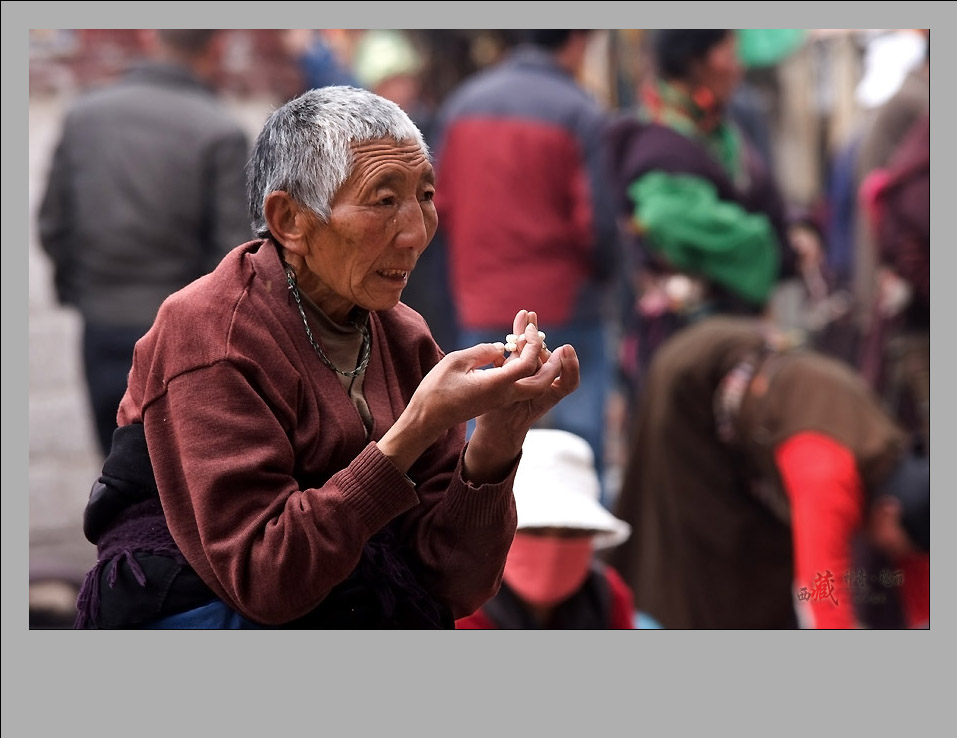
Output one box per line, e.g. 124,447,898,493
898,552,930,628
454,610,498,629
603,565,637,629
775,432,864,629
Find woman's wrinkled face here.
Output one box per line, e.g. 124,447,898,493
298,137,437,321
692,33,743,108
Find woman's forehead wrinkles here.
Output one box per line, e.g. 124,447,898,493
352,137,422,156
352,152,433,188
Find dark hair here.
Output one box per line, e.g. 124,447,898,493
524,29,579,50
157,29,218,56
651,29,733,80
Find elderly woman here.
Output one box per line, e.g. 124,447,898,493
74,85,580,629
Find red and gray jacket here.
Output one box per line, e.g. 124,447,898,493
432,45,621,331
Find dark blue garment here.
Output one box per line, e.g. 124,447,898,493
142,599,263,629
299,38,359,90
824,135,863,287
82,322,151,457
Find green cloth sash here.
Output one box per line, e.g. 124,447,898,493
628,171,780,304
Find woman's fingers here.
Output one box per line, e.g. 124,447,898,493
444,341,509,373
519,342,579,396
505,309,527,355
511,309,527,338
514,343,562,390
505,310,549,362
552,343,581,395
519,320,542,359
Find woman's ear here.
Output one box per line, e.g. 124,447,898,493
264,191,310,256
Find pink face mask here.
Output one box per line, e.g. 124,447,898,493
502,531,595,607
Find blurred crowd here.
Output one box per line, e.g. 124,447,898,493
29,28,930,629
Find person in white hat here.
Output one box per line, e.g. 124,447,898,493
456,429,635,629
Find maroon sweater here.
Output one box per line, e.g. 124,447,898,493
116,240,518,625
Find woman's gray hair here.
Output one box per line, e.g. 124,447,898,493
246,85,429,238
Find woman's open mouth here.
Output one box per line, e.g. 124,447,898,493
377,268,409,284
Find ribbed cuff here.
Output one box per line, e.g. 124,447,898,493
336,442,420,531
441,446,519,528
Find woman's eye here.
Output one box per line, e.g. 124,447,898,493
378,195,396,206
421,190,435,202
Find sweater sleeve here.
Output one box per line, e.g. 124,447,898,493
396,438,519,621
775,431,865,629
627,171,780,305
145,360,423,626
147,349,516,624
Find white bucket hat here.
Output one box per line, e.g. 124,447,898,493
512,429,631,550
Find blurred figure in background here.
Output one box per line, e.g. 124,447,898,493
352,29,433,138
605,29,808,408
606,316,929,629
38,29,252,458
859,110,929,458
855,32,929,454
851,29,929,372
281,29,360,92
456,429,634,629
727,28,808,182
432,29,622,504
825,30,928,294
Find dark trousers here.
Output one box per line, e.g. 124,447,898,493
81,322,149,457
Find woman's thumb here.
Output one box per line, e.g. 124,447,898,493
452,341,507,369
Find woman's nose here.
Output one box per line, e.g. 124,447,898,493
395,199,430,248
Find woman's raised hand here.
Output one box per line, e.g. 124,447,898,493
377,310,579,481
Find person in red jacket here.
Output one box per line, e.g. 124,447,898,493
433,30,622,505
456,429,635,629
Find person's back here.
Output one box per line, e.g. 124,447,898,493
607,316,926,629
40,29,252,327
433,30,621,499
39,29,252,456
434,31,619,333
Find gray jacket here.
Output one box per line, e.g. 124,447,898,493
38,61,253,326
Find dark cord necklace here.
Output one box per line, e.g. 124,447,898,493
284,265,371,378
